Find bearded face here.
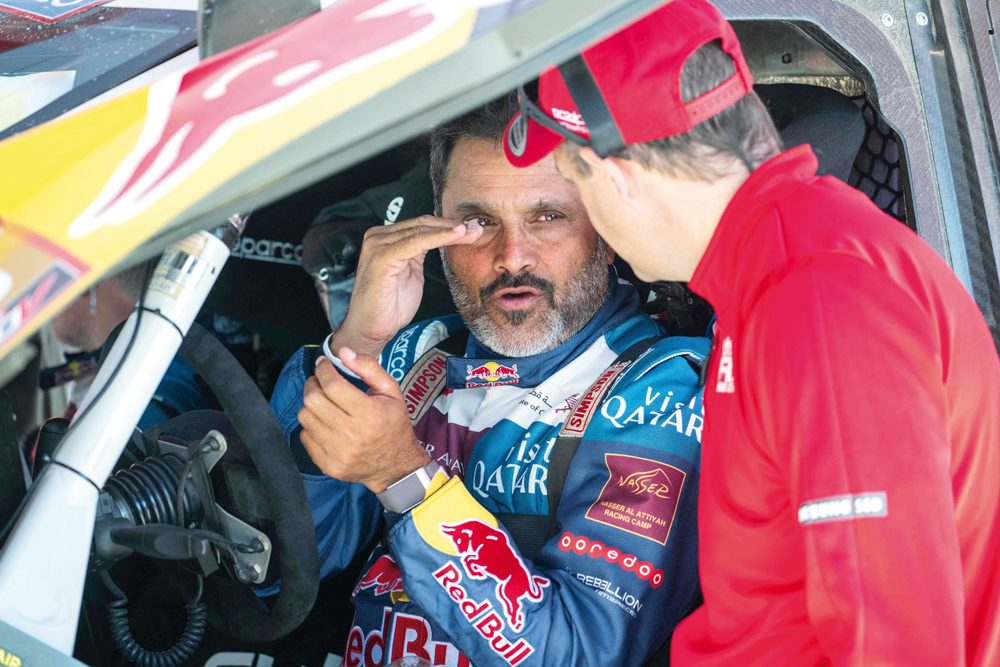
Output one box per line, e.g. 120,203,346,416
442,238,609,357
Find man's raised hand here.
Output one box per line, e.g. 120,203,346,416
330,216,481,357
298,348,432,494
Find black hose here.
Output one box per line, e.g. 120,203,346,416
101,569,207,667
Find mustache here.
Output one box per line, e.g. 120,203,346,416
479,271,556,307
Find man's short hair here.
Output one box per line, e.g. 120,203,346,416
562,40,782,181
429,92,520,214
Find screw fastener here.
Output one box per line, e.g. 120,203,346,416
916,12,929,25
881,13,894,27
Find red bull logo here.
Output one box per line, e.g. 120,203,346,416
439,519,547,633
465,362,519,388
66,0,476,239
353,554,405,598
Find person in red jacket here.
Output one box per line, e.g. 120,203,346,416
502,0,1000,664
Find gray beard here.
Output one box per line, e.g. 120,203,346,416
441,240,610,358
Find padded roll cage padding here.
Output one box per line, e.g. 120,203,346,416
177,323,319,642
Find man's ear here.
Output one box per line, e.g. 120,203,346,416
579,147,637,203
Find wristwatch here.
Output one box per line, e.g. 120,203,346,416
376,460,444,513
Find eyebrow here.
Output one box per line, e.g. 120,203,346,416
453,199,570,216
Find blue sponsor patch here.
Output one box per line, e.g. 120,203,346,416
0,0,107,23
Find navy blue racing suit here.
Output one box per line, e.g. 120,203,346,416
269,275,708,667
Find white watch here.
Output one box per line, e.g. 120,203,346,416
376,460,443,513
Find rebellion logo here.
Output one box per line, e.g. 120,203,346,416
586,454,687,545
465,361,519,388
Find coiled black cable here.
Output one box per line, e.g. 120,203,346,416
101,569,207,667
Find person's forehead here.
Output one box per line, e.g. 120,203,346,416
442,137,582,214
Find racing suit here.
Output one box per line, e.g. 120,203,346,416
270,274,709,667
672,146,1000,666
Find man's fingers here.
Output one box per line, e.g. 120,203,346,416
373,222,481,259
364,215,459,240
314,357,369,415
298,426,341,479
302,375,350,423
338,347,403,399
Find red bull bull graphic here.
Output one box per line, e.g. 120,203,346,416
433,563,534,666
66,0,480,240
465,361,519,388
439,519,547,632
585,454,687,544
353,555,405,598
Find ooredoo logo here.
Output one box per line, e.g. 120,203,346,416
558,532,664,588
585,454,686,544
440,519,548,632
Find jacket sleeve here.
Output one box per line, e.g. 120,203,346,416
743,255,963,665
268,346,383,585
386,350,704,667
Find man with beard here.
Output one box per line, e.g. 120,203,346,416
269,93,709,667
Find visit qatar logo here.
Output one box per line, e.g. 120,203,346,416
585,454,686,544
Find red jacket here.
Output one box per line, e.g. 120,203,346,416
673,146,1000,666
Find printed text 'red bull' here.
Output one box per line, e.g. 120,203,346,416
433,563,534,666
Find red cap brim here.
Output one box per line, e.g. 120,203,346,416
503,112,566,168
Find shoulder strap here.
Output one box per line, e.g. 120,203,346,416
546,336,660,537
399,330,469,425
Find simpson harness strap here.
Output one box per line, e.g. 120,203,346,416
399,332,660,559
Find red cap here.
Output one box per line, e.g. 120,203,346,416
504,0,753,167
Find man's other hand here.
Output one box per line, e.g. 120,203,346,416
331,216,482,358
298,348,431,494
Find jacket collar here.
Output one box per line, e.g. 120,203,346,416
688,145,818,320
447,267,641,389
